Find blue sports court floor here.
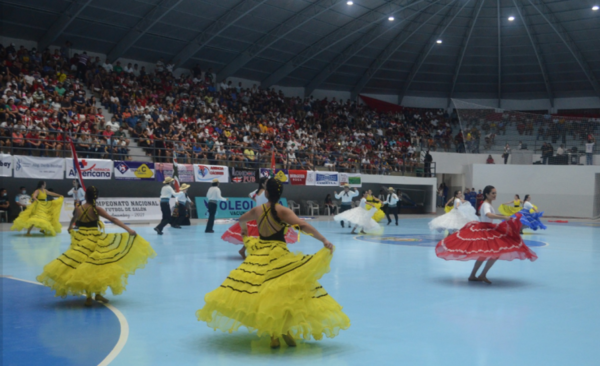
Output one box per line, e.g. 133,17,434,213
2,216,600,366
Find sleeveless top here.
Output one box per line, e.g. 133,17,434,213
257,204,286,242
76,205,99,228
367,195,377,203
37,190,48,201
514,199,521,207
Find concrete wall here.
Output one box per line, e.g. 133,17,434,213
467,164,600,218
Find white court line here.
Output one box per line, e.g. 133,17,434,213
2,276,129,366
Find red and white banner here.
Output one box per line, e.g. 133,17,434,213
66,158,113,180
289,170,307,185
194,164,229,183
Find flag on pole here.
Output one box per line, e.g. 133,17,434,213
67,136,86,192
172,152,181,192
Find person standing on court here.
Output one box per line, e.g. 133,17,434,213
334,183,358,228
385,187,400,226
154,177,180,235
174,184,192,227
206,178,228,233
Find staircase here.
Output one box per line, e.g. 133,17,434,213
84,86,152,162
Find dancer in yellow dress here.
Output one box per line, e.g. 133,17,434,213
36,186,156,306
11,180,64,236
197,178,350,348
498,194,522,216
366,189,386,222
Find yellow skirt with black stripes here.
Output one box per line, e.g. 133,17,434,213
36,226,156,297
11,197,64,236
196,237,351,340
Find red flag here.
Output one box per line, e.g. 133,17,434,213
67,136,86,192
271,150,276,174
172,152,181,192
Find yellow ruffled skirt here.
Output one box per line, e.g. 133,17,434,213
11,197,64,236
36,227,156,297
368,202,386,222
499,204,523,216
444,205,453,213
196,237,350,340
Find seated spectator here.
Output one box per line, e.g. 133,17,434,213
486,155,495,164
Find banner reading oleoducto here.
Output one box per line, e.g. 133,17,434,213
195,197,289,219
114,161,155,180
66,158,113,180
313,171,340,186
194,164,229,183
339,173,362,187
13,156,65,180
0,154,12,177
59,197,162,222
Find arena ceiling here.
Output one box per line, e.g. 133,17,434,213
2,0,600,104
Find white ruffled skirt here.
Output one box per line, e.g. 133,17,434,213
429,201,479,232
334,207,381,233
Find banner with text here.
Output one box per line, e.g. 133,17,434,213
289,170,307,185
155,163,195,183
195,197,289,219
14,156,65,180
339,173,362,187
59,197,161,222
114,161,155,181
259,168,290,184
66,158,113,180
194,164,230,183
230,167,258,183
0,154,12,177
314,172,340,186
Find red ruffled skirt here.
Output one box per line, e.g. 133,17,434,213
435,216,538,262
221,221,299,245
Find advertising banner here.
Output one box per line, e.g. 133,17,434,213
289,170,307,185
339,173,362,187
59,197,162,222
155,163,195,183
230,167,258,183
314,172,340,186
0,154,12,177
66,158,113,180
114,161,155,181
306,171,316,186
194,164,229,183
195,197,288,219
259,168,290,184
13,156,65,180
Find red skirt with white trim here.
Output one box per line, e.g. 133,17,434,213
221,221,299,245
435,216,538,262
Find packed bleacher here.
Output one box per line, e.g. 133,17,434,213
1,42,597,174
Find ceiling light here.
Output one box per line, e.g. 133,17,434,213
436,40,442,44
388,16,395,21
593,5,599,11
347,1,353,5
508,16,515,21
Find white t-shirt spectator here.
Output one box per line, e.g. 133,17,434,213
105,120,120,132
102,62,113,72
586,142,595,153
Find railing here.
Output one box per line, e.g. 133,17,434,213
0,127,436,177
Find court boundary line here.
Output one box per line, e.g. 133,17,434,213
2,276,129,366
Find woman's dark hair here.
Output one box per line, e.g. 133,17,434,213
74,180,81,189
36,180,45,189
515,194,520,200
453,190,460,198
483,185,495,201
257,177,268,191
266,178,283,223
524,194,530,202
84,186,99,217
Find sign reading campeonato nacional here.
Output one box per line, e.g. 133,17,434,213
59,197,162,222
14,156,65,180
66,158,113,179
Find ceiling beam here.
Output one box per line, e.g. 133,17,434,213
37,0,93,50
447,0,485,107
398,0,468,103
350,1,454,100
512,0,553,107
304,0,435,97
260,0,418,89
106,0,184,62
497,0,502,108
217,0,339,83
526,0,600,100
171,0,268,69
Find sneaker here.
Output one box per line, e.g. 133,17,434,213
154,227,163,235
